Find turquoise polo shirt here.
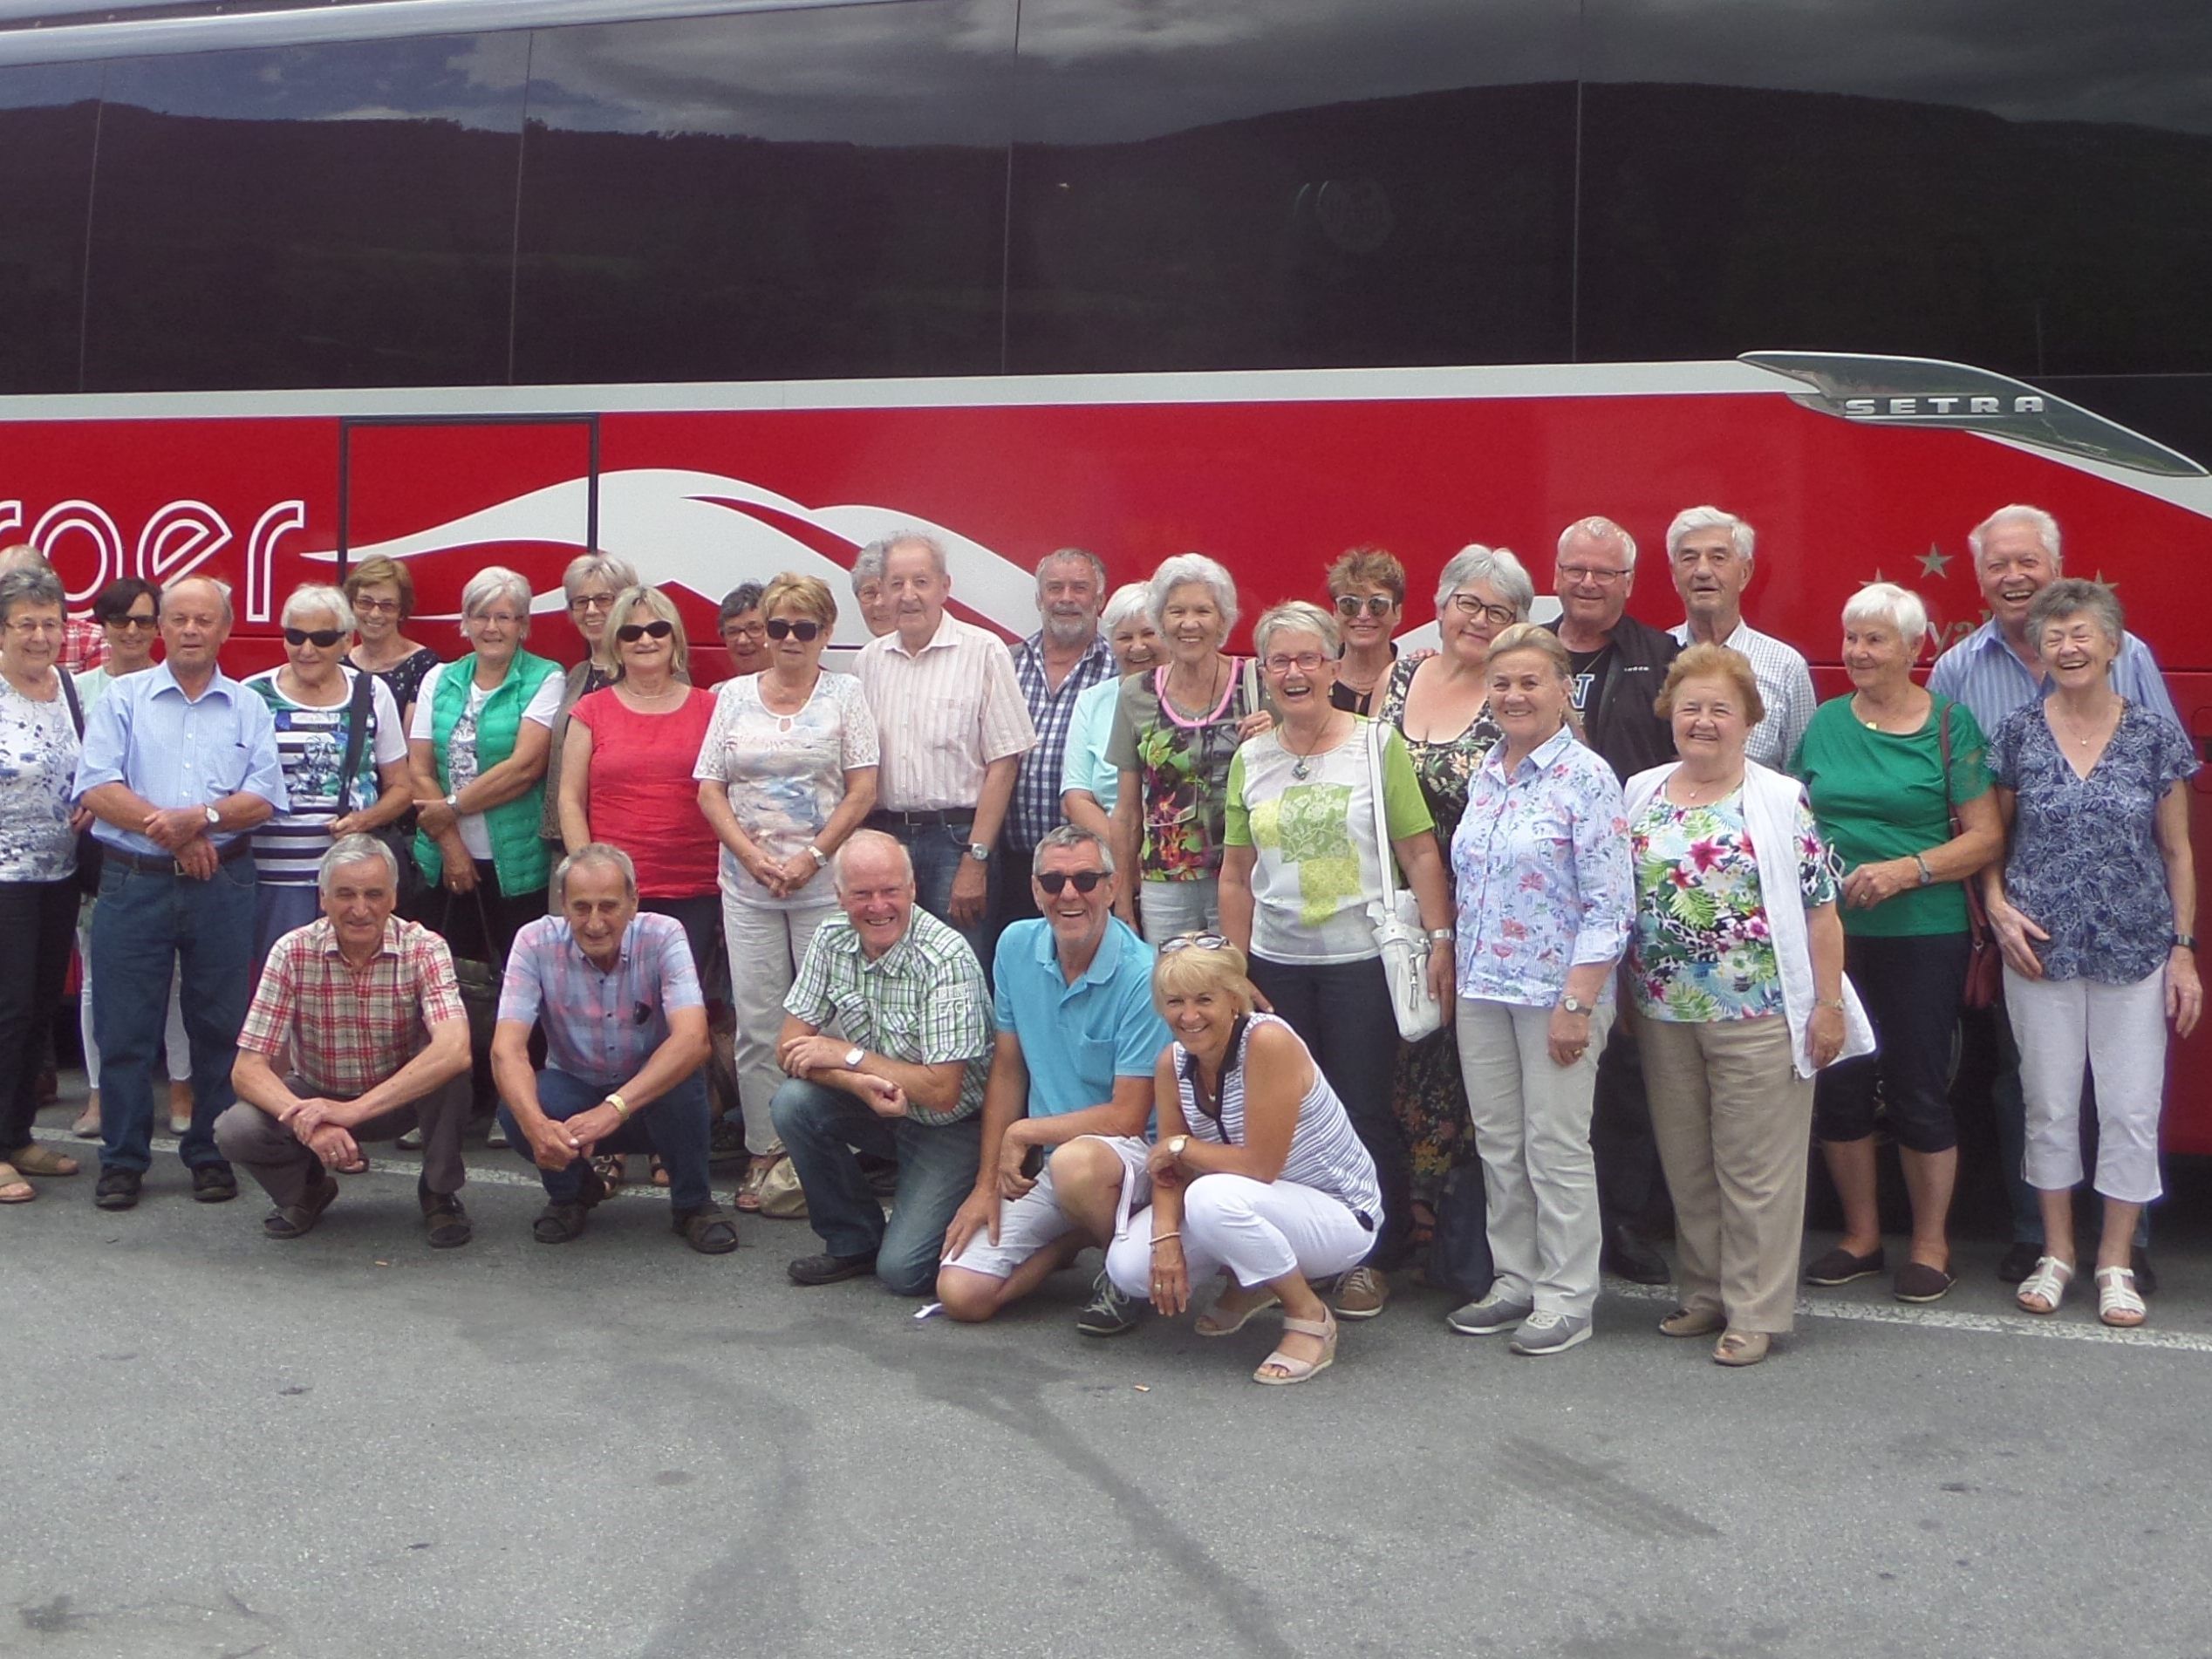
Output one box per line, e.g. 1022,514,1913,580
990,917,1170,1118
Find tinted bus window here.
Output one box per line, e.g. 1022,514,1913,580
512,1,1015,386
1006,0,1578,373
83,35,529,392
0,63,101,395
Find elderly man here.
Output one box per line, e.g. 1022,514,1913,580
998,549,1115,932
218,836,473,1243
491,843,733,1252
771,830,992,1294
1545,515,1676,1286
939,824,1169,1334
855,532,1038,956
1930,503,2181,1289
73,574,287,1212
1664,505,1816,769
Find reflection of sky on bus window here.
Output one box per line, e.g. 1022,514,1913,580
0,58,99,111
99,32,529,130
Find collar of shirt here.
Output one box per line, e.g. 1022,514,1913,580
1026,911,1129,992
1017,630,1112,679
1480,721,1578,782
840,918,920,978
146,661,241,706
1668,617,1752,651
883,612,960,659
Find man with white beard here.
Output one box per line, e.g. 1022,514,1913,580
998,549,1115,934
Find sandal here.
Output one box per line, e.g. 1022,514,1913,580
1713,1329,1771,1367
592,1154,627,1191
2017,1255,2073,1315
9,1143,79,1178
1253,1310,1337,1385
651,1154,670,1189
71,1102,99,1137
734,1154,782,1213
1196,1287,1281,1337
674,1203,738,1255
0,1162,34,1204
2094,1265,2147,1328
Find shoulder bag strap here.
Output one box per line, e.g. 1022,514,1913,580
57,668,85,738
337,670,376,814
1366,718,1401,903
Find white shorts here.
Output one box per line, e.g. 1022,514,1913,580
946,1134,1152,1280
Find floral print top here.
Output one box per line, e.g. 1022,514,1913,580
1105,662,1261,883
1628,787,1840,1023
1378,654,1501,853
1989,699,2198,985
0,678,80,883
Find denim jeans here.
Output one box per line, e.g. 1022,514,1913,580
90,853,259,1173
253,881,324,970
771,1076,983,1295
0,877,77,1157
882,816,994,966
497,1065,713,1212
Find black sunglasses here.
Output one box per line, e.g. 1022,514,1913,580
765,618,822,642
283,626,345,647
615,619,675,643
1036,869,1107,896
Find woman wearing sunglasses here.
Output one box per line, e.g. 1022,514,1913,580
695,573,878,1212
1324,547,1408,715
539,553,642,897
242,584,414,959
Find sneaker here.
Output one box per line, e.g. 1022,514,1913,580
1331,1266,1390,1321
1075,1269,1140,1337
787,1249,877,1286
1445,1292,1533,1335
93,1166,142,1212
1508,1308,1593,1356
395,1125,426,1152
190,1164,238,1204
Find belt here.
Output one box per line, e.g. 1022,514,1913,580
108,837,254,875
865,808,974,828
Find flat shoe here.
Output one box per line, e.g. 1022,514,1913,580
2094,1265,2146,1328
264,1177,340,1240
1804,1244,1885,1287
1713,1329,1770,1367
10,1143,79,1178
2017,1255,2072,1315
1893,1262,1956,1303
1253,1311,1337,1385
1658,1305,1724,1338
1196,1288,1281,1337
69,1108,99,1137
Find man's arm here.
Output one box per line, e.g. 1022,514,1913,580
324,1016,472,1127
777,1019,966,1116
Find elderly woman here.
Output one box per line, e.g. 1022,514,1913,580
1792,583,2001,1303
1060,582,1161,842
1624,645,1871,1366
1326,547,1406,715
1379,543,1523,1234
1220,600,1454,1321
1444,623,1631,1354
696,573,878,1210
538,552,642,884
1108,554,1265,945
1104,936,1382,1385
243,584,414,959
716,582,768,683
0,565,89,1201
850,542,896,638
1986,580,2199,1328
342,555,442,720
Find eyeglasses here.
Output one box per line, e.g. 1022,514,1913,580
1447,593,1519,626
472,611,527,628
765,618,822,642
351,596,401,616
283,627,346,647
723,619,767,640
569,592,616,612
1262,652,1328,675
1158,932,1232,954
1036,869,1107,896
615,619,674,644
1335,593,1396,618
106,613,159,631
1556,563,1628,584
4,617,62,636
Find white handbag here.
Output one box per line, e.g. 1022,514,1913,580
1362,720,1445,1041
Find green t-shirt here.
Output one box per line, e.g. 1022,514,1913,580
1790,693,1992,938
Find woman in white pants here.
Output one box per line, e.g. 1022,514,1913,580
1985,579,2200,1328
694,573,877,1211
1105,936,1381,1385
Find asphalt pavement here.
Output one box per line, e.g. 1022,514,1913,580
7,1082,2211,1659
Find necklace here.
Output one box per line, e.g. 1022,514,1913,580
1281,716,1344,781
1164,657,1225,720
1851,690,1925,734
1671,768,1740,804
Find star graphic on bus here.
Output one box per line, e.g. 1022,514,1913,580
1920,544,1951,578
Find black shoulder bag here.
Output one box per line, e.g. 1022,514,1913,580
335,671,417,902
55,672,104,898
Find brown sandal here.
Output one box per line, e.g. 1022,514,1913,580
0,1162,34,1204
8,1143,79,1178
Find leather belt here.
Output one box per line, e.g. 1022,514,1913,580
865,808,974,828
108,837,254,875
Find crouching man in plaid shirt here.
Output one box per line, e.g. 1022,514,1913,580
490,843,735,1253
220,834,474,1245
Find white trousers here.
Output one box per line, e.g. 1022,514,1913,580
1105,1172,1371,1294
78,918,190,1089
1137,877,1219,948
722,891,839,1154
1456,996,1612,1318
2004,965,2168,1204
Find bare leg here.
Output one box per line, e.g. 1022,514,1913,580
2094,1199,2140,1275
1899,1146,1956,1271
1819,1136,1882,1257
2017,1186,2076,1314
1046,1140,1126,1246
938,1232,1089,1322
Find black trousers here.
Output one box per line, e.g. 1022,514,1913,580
0,877,76,1156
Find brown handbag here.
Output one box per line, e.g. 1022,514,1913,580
1939,702,2003,1009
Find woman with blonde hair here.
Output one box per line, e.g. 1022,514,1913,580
342,555,442,720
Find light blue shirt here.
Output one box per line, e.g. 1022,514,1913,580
1928,619,2180,741
991,916,1168,1118
72,662,289,857
1058,673,1124,816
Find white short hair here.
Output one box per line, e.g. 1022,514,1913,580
1101,581,1151,634
1146,553,1239,635
1666,505,1755,566
1557,515,1638,570
1969,504,2061,568
459,566,533,627
1841,582,1929,650
1252,599,1340,660
282,583,357,634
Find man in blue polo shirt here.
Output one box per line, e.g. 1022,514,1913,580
938,823,1169,1335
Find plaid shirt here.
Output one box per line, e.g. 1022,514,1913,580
498,911,704,1088
784,907,992,1125
237,916,467,1098
1007,630,1114,850
57,618,104,676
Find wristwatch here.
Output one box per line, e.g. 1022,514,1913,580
966,841,992,863
1427,927,1455,944
806,844,830,869
1913,853,1935,887
843,1046,865,1068
202,803,220,827
443,792,461,812
1560,993,1587,1015
2174,934,2197,951
1168,1135,1189,1158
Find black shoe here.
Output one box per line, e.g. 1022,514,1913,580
1601,1225,1669,1286
94,1166,141,1211
788,1249,877,1286
419,1178,472,1249
1805,1244,1886,1287
191,1164,238,1204
673,1201,739,1255
2131,1246,2157,1297
264,1175,340,1239
1997,1240,2043,1283
532,1201,591,1244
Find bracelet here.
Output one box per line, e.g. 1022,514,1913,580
604,1092,630,1122
1426,927,1455,944
1150,1231,1182,1247
1814,997,1846,1012
1913,853,1934,887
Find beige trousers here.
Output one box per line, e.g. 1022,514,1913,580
1638,1014,1812,1334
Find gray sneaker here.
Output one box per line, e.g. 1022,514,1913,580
1445,1293,1534,1335
1508,1308,1593,1355
1075,1269,1140,1337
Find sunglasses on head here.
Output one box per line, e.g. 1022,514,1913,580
765,618,822,642
615,619,674,643
1036,869,1106,896
283,626,345,647
1335,593,1395,618
1158,932,1232,954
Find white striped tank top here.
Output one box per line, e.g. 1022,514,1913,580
1173,1011,1382,1224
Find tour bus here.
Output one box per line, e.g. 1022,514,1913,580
3,0,2209,1149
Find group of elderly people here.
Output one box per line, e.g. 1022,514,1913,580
0,496,2197,1374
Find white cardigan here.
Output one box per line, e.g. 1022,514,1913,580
1623,758,1876,1080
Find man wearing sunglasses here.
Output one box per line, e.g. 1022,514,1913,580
938,824,1171,1335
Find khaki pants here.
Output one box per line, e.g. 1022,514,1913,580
215,1069,471,1211
1638,1014,1812,1335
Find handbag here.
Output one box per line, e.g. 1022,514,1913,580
334,669,417,903
1939,701,2002,1010
1362,720,1445,1041
1423,1159,1495,1299
439,884,506,1060
55,671,104,898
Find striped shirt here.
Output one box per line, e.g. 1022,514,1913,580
856,612,1037,811
1174,1012,1382,1221
1669,618,1816,771
244,668,408,886
1928,619,2181,742
783,906,993,1126
1007,630,1115,849
497,911,704,1089
238,916,467,1098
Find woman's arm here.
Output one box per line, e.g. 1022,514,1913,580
1109,773,1141,925
1841,790,2004,909
1981,785,2048,979
1162,1022,1302,1188
330,756,413,836
555,719,595,854
1394,831,1458,1007
1806,899,1847,1068
1218,843,1258,955
2156,779,2200,1036
1063,788,1113,843
461,720,553,813
1143,1050,1196,1314
773,766,879,898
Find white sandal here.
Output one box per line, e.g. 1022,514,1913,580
1253,1310,1336,1385
2016,1255,2072,1315
2094,1266,2146,1328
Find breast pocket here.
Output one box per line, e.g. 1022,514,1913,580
1073,1035,1116,1098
